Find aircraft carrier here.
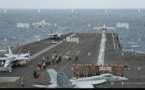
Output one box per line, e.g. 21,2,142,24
0,32,145,88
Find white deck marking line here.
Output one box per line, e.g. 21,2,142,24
122,52,124,56
0,77,20,82
97,31,106,65
66,34,76,39
76,51,80,55
121,82,124,85
66,51,70,54
29,34,75,61
88,52,90,56
112,33,115,50
69,34,76,37
138,67,140,70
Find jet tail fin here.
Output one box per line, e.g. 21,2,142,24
47,69,57,84
8,46,13,55
28,51,30,57
18,47,23,55
47,69,74,88
57,72,73,87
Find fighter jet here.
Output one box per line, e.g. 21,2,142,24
32,69,128,88
47,32,61,39
32,20,51,27
46,28,63,39
0,46,30,67
93,24,116,30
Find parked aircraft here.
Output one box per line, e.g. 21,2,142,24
0,46,30,67
32,69,128,88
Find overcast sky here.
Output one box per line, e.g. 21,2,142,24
0,0,145,9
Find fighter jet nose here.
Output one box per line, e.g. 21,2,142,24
122,77,128,81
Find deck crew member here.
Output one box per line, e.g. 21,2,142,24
21,76,24,86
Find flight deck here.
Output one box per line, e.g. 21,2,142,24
0,33,145,88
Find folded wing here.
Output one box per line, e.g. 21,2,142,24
0,57,7,60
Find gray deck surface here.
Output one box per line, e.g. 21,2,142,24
0,33,145,88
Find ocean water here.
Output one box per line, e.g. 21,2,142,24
0,9,145,53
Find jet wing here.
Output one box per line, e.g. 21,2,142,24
75,82,94,88
93,27,102,30
20,54,29,57
32,85,50,88
106,27,116,29
88,79,106,85
73,79,106,88
45,23,51,25
0,57,7,60
4,54,17,57
19,52,30,57
4,53,10,57
14,57,29,61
